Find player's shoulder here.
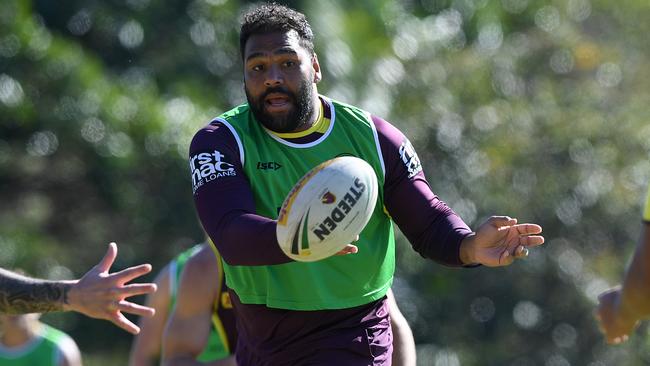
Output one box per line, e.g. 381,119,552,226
192,119,233,138
41,324,75,345
177,244,219,300
184,244,219,280
326,96,356,109
323,95,401,132
42,325,82,363
219,102,251,121
190,119,241,153
368,114,402,135
192,103,250,137
325,96,371,117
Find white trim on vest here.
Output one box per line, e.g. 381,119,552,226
214,118,245,166
168,259,177,302
366,111,386,181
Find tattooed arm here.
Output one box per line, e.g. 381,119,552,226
0,243,158,334
0,268,71,313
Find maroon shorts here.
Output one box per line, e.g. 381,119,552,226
231,291,393,366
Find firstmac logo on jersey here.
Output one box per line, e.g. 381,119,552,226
190,150,236,194
399,138,422,178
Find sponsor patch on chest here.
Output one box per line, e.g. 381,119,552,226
189,150,236,194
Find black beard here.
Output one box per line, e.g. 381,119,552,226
245,79,315,133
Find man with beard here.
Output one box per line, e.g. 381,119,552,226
189,3,545,365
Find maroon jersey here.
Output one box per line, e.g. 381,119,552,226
190,104,472,267
190,98,473,364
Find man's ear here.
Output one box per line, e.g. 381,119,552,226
312,54,322,83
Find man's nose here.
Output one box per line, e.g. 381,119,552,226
264,65,284,87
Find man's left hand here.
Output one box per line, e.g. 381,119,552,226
460,216,544,267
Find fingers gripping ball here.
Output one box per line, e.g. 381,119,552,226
276,156,378,262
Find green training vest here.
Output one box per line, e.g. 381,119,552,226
0,325,70,366
169,244,230,361
216,96,395,310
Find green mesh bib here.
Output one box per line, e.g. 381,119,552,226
0,325,69,366
216,96,395,310
169,244,231,360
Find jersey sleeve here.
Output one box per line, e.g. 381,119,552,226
190,122,291,266
643,186,650,222
372,115,473,266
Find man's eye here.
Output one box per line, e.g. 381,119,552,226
252,65,264,71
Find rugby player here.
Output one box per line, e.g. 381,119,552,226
189,4,544,364
0,312,82,366
129,243,237,366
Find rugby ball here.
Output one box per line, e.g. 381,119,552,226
276,156,378,262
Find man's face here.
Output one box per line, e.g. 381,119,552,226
243,30,321,133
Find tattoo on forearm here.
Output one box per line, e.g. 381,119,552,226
0,270,68,314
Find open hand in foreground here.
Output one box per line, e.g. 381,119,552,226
64,242,157,334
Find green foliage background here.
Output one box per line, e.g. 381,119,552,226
1,0,650,364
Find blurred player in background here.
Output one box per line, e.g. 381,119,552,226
129,242,237,366
597,184,650,344
1,272,82,366
0,243,156,335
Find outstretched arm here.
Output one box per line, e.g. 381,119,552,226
597,221,650,344
373,115,543,266
0,268,71,314
0,243,157,334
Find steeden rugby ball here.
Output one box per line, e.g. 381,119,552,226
276,156,378,262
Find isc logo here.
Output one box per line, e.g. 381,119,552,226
257,161,282,171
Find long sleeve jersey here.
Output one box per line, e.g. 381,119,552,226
190,106,472,268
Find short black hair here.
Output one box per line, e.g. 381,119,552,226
240,3,314,58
